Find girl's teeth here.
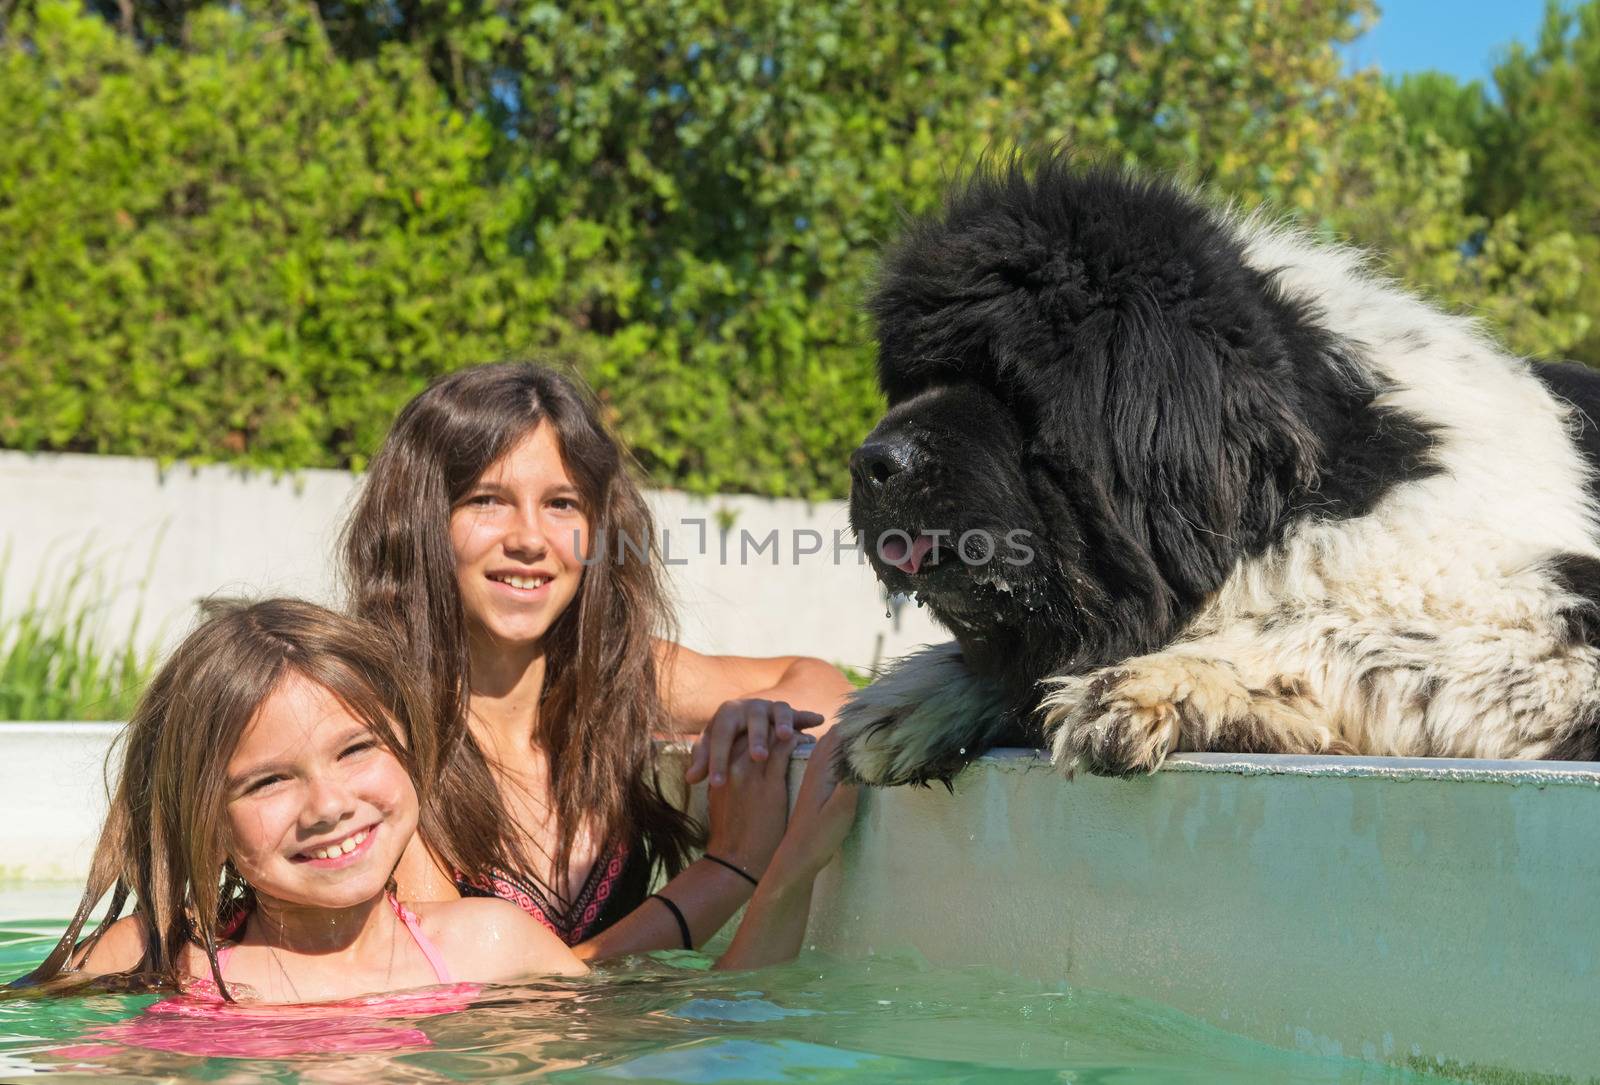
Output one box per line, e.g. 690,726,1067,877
498,575,548,590
308,828,368,860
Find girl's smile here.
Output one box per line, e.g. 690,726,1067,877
291,822,379,867
486,568,557,600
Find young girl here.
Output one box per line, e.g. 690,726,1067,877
19,599,584,1004
13,597,854,1066
341,362,854,955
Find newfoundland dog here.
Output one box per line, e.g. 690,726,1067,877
836,154,1600,785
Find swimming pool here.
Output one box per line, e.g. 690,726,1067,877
0,903,1466,1083
4,732,1594,1081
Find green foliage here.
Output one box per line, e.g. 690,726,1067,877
1473,0,1600,361
2,0,1597,498
0,549,156,721
1339,82,1588,361
0,2,556,472
837,664,874,690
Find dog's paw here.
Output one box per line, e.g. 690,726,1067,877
832,697,914,786
831,694,978,787
1043,655,1251,775
831,642,1016,787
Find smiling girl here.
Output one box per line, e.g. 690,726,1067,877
342,362,853,955
10,595,855,1062
19,599,584,1003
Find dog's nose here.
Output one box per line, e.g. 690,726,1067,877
851,434,917,491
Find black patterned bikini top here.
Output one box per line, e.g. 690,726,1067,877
454,836,652,947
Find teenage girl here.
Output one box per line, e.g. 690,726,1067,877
342,362,855,955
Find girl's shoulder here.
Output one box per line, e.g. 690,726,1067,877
74,914,239,989
72,914,148,976
409,897,587,980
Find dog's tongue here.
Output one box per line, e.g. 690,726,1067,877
881,533,937,575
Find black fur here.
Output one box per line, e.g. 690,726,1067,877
847,156,1443,776
1527,362,1600,656
1532,360,1600,505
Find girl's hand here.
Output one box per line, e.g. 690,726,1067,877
686,698,824,787
702,727,802,876
711,730,859,972
764,729,859,888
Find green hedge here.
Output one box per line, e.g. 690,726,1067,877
1,1,1590,498
0,4,556,473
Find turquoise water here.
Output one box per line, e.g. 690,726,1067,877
0,913,1465,1084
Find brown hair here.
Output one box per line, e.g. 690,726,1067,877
340,361,698,899
14,598,454,999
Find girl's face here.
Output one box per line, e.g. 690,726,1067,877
224,674,417,911
450,423,589,653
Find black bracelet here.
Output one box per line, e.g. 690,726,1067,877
701,852,759,888
649,893,693,950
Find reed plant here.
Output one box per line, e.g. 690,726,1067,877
0,547,157,722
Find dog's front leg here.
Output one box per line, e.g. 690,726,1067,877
833,641,1019,786
1041,650,1350,775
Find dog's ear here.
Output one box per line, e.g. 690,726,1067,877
1046,301,1318,604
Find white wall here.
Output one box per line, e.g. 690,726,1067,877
0,450,944,675
0,723,119,885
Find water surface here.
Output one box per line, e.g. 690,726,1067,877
0,911,1464,1083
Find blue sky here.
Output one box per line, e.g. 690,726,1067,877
1342,2,1554,84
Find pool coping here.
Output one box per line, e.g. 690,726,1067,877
666,736,1600,788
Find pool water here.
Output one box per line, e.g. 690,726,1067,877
0,914,1466,1084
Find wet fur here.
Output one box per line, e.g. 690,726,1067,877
838,157,1600,785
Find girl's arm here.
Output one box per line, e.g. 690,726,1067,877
715,729,859,971
573,728,801,961
654,639,854,786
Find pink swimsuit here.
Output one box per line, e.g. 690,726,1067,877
54,896,477,1061
203,893,456,991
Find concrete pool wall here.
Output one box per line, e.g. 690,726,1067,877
6,724,1596,1080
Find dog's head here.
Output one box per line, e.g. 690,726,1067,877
850,157,1335,686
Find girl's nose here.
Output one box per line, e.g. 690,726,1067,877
301,774,356,830
503,508,548,560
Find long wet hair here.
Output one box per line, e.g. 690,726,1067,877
340,362,698,898
14,599,460,999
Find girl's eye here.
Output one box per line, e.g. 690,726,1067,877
243,774,286,796
341,740,378,759
549,496,581,512
465,493,499,507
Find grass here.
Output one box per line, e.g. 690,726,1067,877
0,544,158,721
838,663,874,689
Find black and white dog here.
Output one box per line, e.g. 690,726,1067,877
837,155,1600,785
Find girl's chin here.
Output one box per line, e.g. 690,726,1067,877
265,875,397,912
481,620,558,648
